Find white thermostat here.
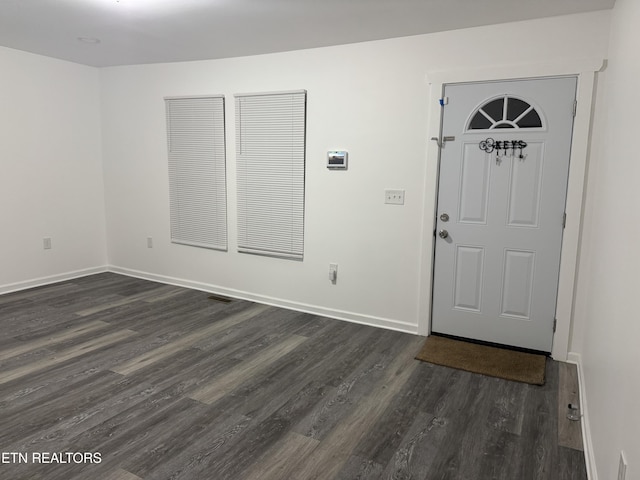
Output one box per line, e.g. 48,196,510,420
327,151,348,170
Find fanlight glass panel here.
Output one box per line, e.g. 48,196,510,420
468,96,542,130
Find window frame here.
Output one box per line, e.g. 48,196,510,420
466,94,546,132
165,95,228,251
234,89,307,260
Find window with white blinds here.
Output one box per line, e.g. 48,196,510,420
166,95,227,250
235,90,307,260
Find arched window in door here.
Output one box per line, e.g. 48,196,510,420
467,95,543,130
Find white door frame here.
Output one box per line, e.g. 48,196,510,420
417,58,604,360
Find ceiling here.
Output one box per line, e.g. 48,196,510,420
0,0,615,68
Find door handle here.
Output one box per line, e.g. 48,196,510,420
439,229,449,239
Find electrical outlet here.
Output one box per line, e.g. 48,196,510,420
329,263,338,284
385,189,405,205
618,451,628,480
147,237,153,248
43,237,52,250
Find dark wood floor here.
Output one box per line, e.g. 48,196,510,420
0,273,586,480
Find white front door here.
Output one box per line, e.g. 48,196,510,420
431,77,577,352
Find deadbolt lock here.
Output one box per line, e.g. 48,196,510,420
440,213,449,222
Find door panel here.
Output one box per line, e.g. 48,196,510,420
453,245,485,312
458,144,491,224
431,77,577,352
506,142,544,227
500,249,535,319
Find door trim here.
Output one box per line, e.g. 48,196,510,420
418,58,605,360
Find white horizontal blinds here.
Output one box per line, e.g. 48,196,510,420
236,90,306,259
166,96,227,250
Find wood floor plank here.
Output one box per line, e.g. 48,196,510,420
74,284,178,316
143,286,193,303
485,373,528,435
475,429,521,480
81,289,236,337
192,306,310,352
417,372,494,478
1,370,134,445
0,304,82,340
47,292,127,314
87,398,211,478
509,360,563,480
197,380,333,480
558,361,584,451
0,358,112,412
334,455,384,480
241,431,320,480
453,376,518,479
22,398,210,480
212,323,372,420
133,412,253,480
319,325,407,388
286,336,423,480
0,282,79,305
352,361,439,465
0,320,111,361
68,391,208,455
379,411,447,480
110,303,270,375
102,469,143,480
292,331,420,441
0,328,137,385
0,332,212,409
557,445,588,480
188,334,308,404
120,404,248,478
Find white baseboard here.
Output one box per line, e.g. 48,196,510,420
0,266,109,295
108,265,419,335
567,352,597,480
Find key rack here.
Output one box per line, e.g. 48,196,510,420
479,138,528,159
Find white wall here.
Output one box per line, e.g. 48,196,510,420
100,12,610,332
571,0,640,477
0,47,107,292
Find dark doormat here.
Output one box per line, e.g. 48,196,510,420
415,335,546,385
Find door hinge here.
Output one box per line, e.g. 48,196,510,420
553,318,557,332
562,212,567,228
572,100,577,117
